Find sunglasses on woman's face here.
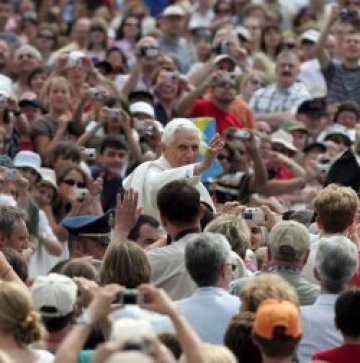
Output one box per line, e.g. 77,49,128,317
251,79,266,87
62,179,86,188
282,43,296,50
217,154,233,162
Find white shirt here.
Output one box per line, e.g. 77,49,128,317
299,59,327,98
176,287,241,344
249,82,311,114
123,155,215,221
298,294,342,363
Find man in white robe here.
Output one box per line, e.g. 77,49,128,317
123,118,224,221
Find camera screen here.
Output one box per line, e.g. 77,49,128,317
122,292,138,304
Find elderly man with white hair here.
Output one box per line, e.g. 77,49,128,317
298,235,358,363
123,118,224,221
12,44,43,99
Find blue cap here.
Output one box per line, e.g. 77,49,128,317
62,210,114,244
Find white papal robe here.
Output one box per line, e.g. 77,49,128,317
123,155,215,221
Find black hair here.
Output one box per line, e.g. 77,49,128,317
128,214,160,241
115,14,142,41
27,66,51,88
42,312,73,333
335,288,360,338
99,135,128,155
157,180,201,225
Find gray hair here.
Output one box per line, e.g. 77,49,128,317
205,214,250,258
161,118,201,144
0,206,27,239
276,50,299,65
315,236,358,293
185,232,232,287
15,44,42,62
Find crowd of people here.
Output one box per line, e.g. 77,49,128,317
0,0,359,362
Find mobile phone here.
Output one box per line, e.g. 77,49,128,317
118,289,143,305
4,169,17,181
233,130,251,139
242,208,265,223
89,88,102,100
108,108,120,119
75,188,88,201
83,148,96,160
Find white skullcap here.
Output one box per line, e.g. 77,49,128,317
161,118,200,144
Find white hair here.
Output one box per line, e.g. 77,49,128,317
315,235,358,293
15,44,42,61
161,118,201,144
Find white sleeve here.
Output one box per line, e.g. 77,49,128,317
38,210,59,242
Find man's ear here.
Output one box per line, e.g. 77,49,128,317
303,249,310,265
160,214,168,229
160,143,166,155
69,238,83,256
316,215,323,231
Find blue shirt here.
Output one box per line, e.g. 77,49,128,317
176,287,240,344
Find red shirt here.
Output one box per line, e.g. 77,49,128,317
313,344,360,362
190,98,244,134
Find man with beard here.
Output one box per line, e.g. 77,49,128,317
176,70,244,134
249,51,311,128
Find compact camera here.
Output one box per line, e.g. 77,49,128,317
75,188,88,202
108,108,120,119
89,88,102,100
242,208,265,223
138,46,160,58
233,130,251,139
118,289,143,305
340,8,357,21
83,148,96,160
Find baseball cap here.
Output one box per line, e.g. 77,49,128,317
129,101,155,118
39,167,58,191
300,29,320,44
269,221,310,262
297,98,326,117
235,26,252,42
161,5,185,17
271,129,297,153
322,124,354,144
254,299,302,340
281,120,309,134
31,273,78,318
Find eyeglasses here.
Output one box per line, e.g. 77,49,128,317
282,43,296,50
217,154,233,162
62,179,86,188
251,79,266,87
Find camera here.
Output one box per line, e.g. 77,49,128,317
242,208,265,223
75,188,88,202
83,148,96,160
123,338,152,354
4,169,17,181
108,108,120,119
164,72,178,82
134,118,152,132
317,158,331,175
214,40,231,55
340,9,357,20
138,46,160,58
233,130,251,139
118,289,143,305
89,88,102,100
67,55,83,67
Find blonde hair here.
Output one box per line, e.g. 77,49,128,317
180,344,237,363
0,351,12,363
0,282,45,345
205,214,251,258
40,76,72,110
240,273,299,313
314,184,359,233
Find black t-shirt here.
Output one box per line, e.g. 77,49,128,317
91,165,123,212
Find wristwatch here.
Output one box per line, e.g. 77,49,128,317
75,311,93,327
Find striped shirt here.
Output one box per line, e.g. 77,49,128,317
249,82,311,114
324,61,360,105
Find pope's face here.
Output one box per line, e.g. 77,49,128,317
162,130,200,167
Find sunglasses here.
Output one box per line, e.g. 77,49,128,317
218,154,233,162
282,43,296,49
62,179,86,188
251,79,266,87
38,33,54,40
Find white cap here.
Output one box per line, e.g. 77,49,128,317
0,194,17,207
111,318,154,341
214,54,236,66
106,352,153,363
31,273,78,318
13,151,42,177
300,29,320,43
161,5,185,17
271,129,297,152
323,124,354,143
39,167,58,191
129,101,155,118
